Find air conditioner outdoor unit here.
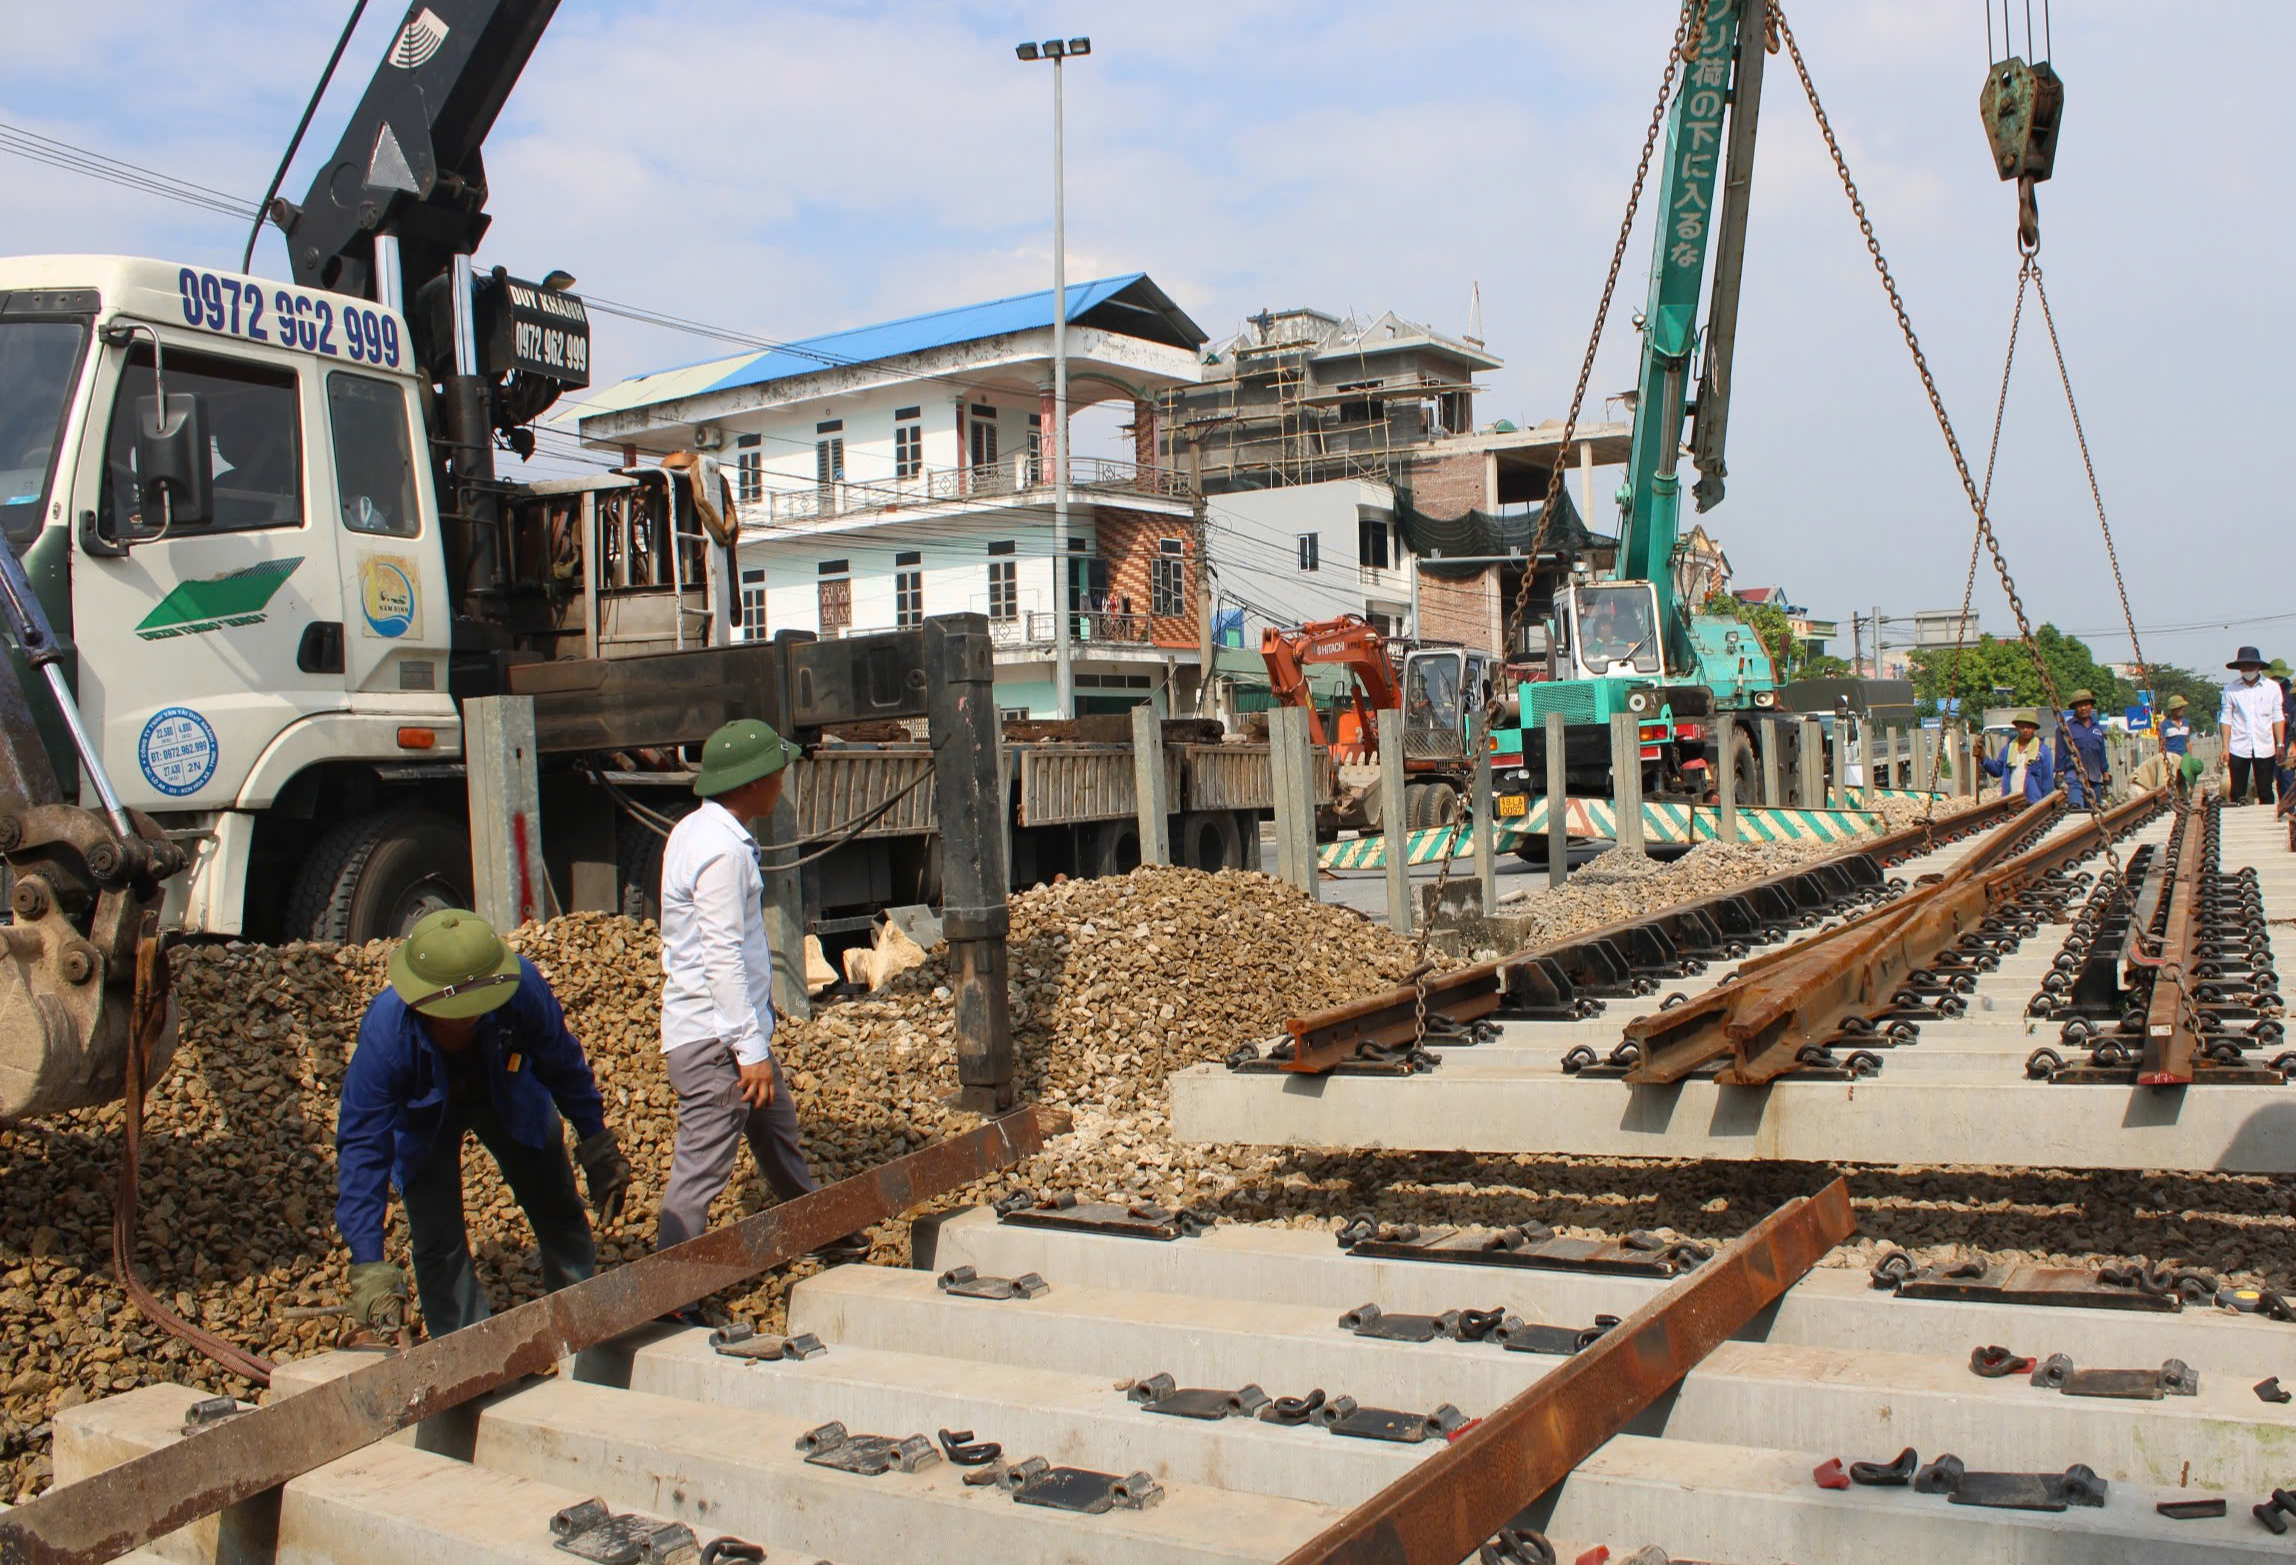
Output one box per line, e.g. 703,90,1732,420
692,425,726,450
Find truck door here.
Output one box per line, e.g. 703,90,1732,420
68,334,345,813
321,367,449,697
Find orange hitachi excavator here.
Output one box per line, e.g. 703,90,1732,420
1260,615,1493,831
1259,615,1401,764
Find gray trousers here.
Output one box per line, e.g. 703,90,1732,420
657,1038,818,1249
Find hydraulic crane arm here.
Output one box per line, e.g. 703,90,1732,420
1614,0,1765,675
277,0,560,311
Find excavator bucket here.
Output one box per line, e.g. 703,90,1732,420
0,646,179,1121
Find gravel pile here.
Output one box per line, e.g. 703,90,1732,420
0,824,2281,1502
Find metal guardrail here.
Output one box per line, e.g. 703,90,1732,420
1021,610,1151,645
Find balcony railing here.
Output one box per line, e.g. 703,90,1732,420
984,610,1153,646
737,453,1190,530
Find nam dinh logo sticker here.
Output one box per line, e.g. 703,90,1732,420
138,707,217,798
358,555,419,639
135,558,302,641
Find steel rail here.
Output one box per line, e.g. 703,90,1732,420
2140,799,2211,1085
1277,1177,1856,1565
1625,788,2167,1084
0,1106,1064,1565
1279,793,2029,1074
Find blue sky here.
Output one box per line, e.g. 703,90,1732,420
5,1,2290,675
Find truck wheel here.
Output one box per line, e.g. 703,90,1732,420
1081,818,1143,879
1180,811,1244,872
617,816,669,925
1731,728,1760,807
1230,811,1265,872
285,809,473,945
1402,782,1433,830
1418,781,1461,829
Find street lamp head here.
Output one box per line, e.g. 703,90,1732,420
1069,37,1091,54
1015,41,1040,60
1042,38,1066,58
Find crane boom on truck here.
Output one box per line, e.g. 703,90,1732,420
1494,0,1795,810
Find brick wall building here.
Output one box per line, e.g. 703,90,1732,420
1095,507,1200,651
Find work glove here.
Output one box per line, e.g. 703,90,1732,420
345,1261,407,1331
575,1128,634,1227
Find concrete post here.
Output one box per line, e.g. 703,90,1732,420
464,694,551,932
1759,722,1781,807
759,779,810,1024
1885,727,1903,793
1546,711,1568,889
1130,702,1170,866
1798,716,1824,807
1380,707,1411,935
1268,706,1318,900
996,732,1014,891
1857,720,1875,810
1717,715,1738,845
1470,710,1496,914
1829,716,1848,808
925,614,1013,1111
1610,712,1646,859
1915,727,1934,793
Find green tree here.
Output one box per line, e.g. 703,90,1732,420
1905,623,2130,720
2141,664,2222,733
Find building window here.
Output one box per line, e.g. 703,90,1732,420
818,574,851,635
895,549,923,627
734,433,762,502
1152,539,1186,618
739,566,767,640
1026,411,1043,485
987,558,1017,621
1358,515,1390,570
814,436,845,486
1000,707,1031,724
893,407,922,479
969,415,997,470
1298,533,1320,572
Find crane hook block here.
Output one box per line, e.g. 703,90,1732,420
1981,56,2062,252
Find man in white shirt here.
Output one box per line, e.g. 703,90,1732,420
2220,645,2285,806
656,718,867,1261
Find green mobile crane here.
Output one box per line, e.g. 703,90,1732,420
1496,0,1797,807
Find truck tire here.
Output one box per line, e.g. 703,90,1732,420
1179,811,1244,872
1230,811,1265,872
284,809,474,945
1080,818,1143,879
617,816,668,926
1402,782,1433,830
1730,728,1760,808
1417,781,1461,830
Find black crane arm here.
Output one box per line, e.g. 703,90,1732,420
278,0,559,321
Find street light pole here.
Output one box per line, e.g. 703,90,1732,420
1018,36,1091,720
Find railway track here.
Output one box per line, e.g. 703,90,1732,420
54,1174,2296,1563
1176,790,2296,1170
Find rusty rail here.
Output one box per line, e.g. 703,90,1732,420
2140,798,2211,1085
1278,794,2028,1074
1278,1178,1856,1565
0,1107,1063,1565
1625,788,2167,1085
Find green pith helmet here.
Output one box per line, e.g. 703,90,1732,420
2067,689,2096,707
2167,695,2188,712
388,909,521,1018
692,718,801,798
2011,709,2041,730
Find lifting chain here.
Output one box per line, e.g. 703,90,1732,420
1922,257,2032,853
1500,0,1710,671
1773,4,2133,891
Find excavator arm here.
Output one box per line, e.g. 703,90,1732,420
0,543,185,1119
1259,615,1404,758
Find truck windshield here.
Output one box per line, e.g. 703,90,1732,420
0,319,87,549
1573,584,1661,675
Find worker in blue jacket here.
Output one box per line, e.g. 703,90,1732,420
1980,710,2056,802
2054,688,2109,808
336,909,631,1337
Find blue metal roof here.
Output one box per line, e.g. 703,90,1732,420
692,273,1205,397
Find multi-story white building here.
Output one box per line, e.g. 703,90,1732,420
568,275,1208,716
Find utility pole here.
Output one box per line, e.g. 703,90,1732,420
1017,36,1092,718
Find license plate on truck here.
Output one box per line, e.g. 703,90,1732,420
1496,795,1527,817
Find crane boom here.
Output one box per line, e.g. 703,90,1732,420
1614,0,1762,674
